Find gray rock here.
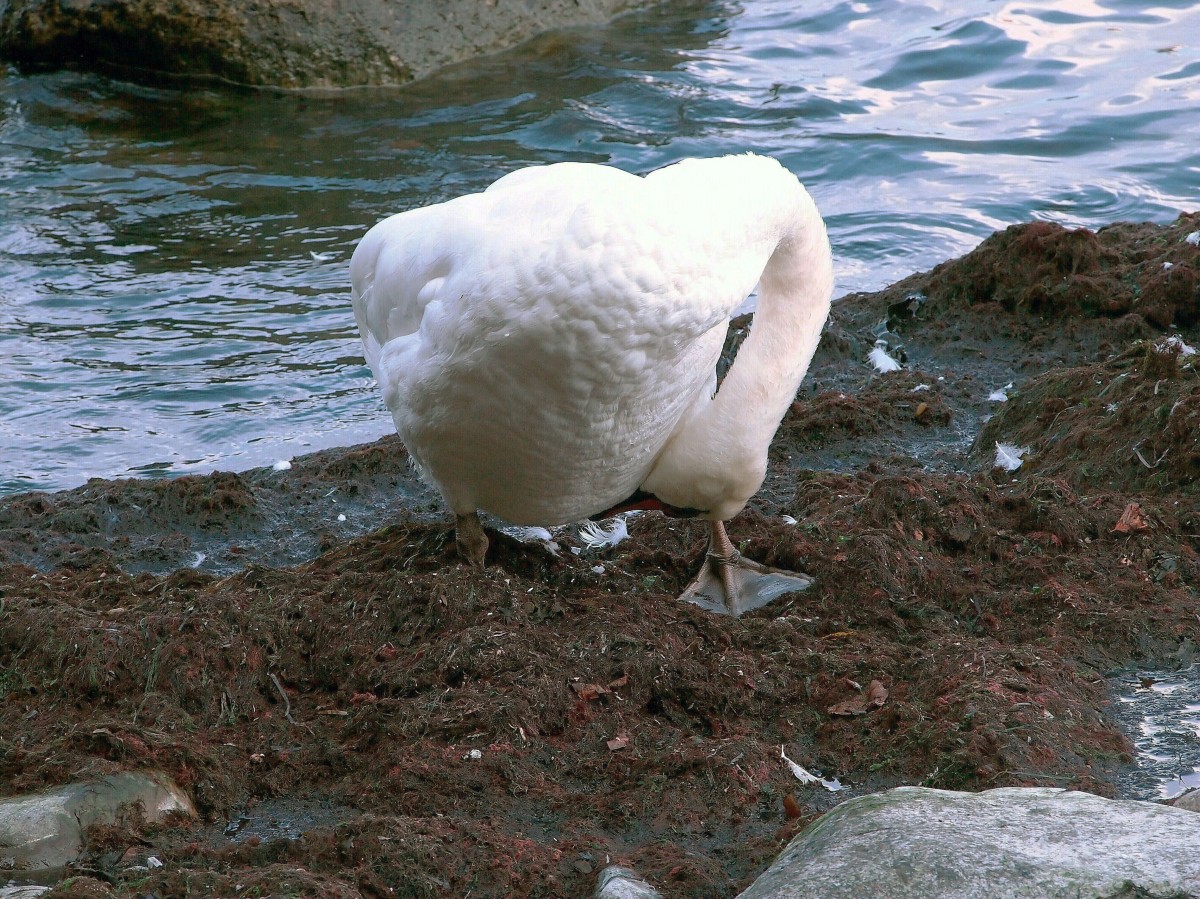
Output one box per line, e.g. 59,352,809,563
0,0,647,89
0,771,194,871
0,887,51,899
595,864,662,899
737,786,1200,899
1174,789,1200,814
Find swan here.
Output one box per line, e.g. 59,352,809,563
350,153,833,616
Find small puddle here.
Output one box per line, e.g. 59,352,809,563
1110,663,1200,800
211,798,352,844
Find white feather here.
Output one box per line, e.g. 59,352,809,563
994,442,1029,472
1158,335,1197,357
988,382,1013,402
781,745,844,792
500,525,560,557
578,517,630,550
868,342,901,373
503,525,554,543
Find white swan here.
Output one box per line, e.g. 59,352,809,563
350,154,833,616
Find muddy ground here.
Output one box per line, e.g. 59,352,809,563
3,212,1200,898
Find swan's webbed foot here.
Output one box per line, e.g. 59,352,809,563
455,511,489,568
679,520,813,617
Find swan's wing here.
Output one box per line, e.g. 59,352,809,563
349,200,458,385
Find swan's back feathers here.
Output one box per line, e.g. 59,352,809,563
352,164,637,354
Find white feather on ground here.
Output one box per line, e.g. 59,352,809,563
501,526,561,557
1158,335,1197,357
780,745,844,792
988,382,1013,402
503,525,555,543
994,442,1030,472
868,342,902,373
578,516,631,550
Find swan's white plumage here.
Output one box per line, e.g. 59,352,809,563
351,154,833,527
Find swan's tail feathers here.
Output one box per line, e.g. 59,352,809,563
360,331,385,382
351,281,384,376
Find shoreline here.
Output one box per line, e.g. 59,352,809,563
2,212,1199,896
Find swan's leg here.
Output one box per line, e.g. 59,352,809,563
455,511,489,568
679,520,813,617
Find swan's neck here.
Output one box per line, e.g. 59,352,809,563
643,192,833,520
718,204,833,462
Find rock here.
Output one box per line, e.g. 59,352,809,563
737,786,1200,899
1174,789,1200,814
0,887,51,898
0,771,194,871
0,0,648,89
595,865,662,899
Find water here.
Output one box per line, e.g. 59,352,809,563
1,0,1198,494
1111,664,1200,800
216,797,351,845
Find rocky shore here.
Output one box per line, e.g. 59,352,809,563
2,213,1199,897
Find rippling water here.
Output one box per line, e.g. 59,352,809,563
1112,665,1200,800
1,0,1198,493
